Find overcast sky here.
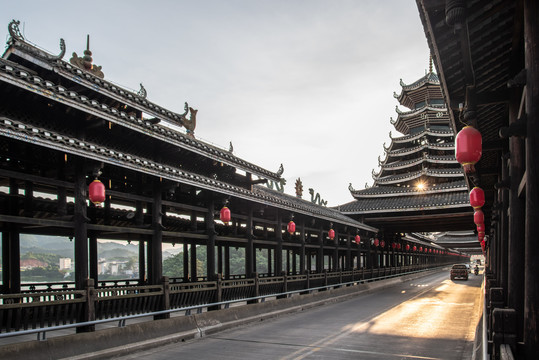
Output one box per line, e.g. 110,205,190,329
3,0,431,207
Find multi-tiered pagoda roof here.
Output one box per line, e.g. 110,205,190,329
338,66,474,234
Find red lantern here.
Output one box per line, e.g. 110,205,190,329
413,245,417,251
480,240,486,252
89,179,106,205
477,223,485,232
287,221,296,235
355,235,361,244
391,242,396,249
419,246,423,252
397,243,401,250
373,238,379,247
470,187,485,209
474,209,484,225
478,232,485,241
406,244,410,251
220,206,231,224
328,229,335,240
455,125,482,173
380,240,385,248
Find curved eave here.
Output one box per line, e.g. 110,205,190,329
373,168,463,185
0,59,281,181
380,155,457,171
385,143,454,157
0,115,374,232
340,202,470,215
351,184,468,199
391,128,454,143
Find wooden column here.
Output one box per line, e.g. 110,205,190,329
224,245,230,279
500,154,509,304
317,227,324,272
134,200,146,284
346,234,352,270
89,235,98,284
183,242,189,281
524,2,539,355
148,179,163,285
206,198,216,281
245,207,254,278
217,244,223,276
275,213,283,275
332,230,339,271
267,247,272,276
2,178,20,294
508,85,525,344
300,222,306,274
190,242,197,281
74,159,89,291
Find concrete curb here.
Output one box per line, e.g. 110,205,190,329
0,269,443,360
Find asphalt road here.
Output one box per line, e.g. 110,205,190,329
114,269,483,360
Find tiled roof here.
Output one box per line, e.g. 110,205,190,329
1,40,280,182
351,179,467,198
373,167,463,185
338,190,469,214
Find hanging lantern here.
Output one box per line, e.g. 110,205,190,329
89,179,106,205
391,242,397,249
470,187,485,209
355,234,361,244
419,246,423,252
406,244,410,251
380,240,385,248
478,232,485,241
287,221,296,235
220,206,231,224
480,240,486,252
373,238,379,247
413,245,417,251
328,229,335,240
397,243,402,250
477,223,485,232
474,209,484,225
455,125,482,173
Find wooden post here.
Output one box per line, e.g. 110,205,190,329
317,227,324,272
508,83,525,345
149,179,163,285
89,235,98,284
224,245,230,279
245,207,254,278
135,200,146,284
524,2,539,355
333,230,339,271
275,212,283,274
346,234,352,270
206,198,216,281
183,242,189,281
300,222,306,275
190,241,197,281
2,178,20,294
267,247,272,276
74,158,89,292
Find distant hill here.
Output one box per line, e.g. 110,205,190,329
20,235,140,261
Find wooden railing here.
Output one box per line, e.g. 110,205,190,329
1,263,444,333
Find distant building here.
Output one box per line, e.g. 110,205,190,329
59,258,71,270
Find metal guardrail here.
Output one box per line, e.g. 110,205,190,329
0,266,441,342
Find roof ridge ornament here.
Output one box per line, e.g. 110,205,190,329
7,19,66,61
178,102,198,137
8,19,24,43
70,35,104,78
137,83,147,99
348,183,355,193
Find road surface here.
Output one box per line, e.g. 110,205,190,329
115,269,483,360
